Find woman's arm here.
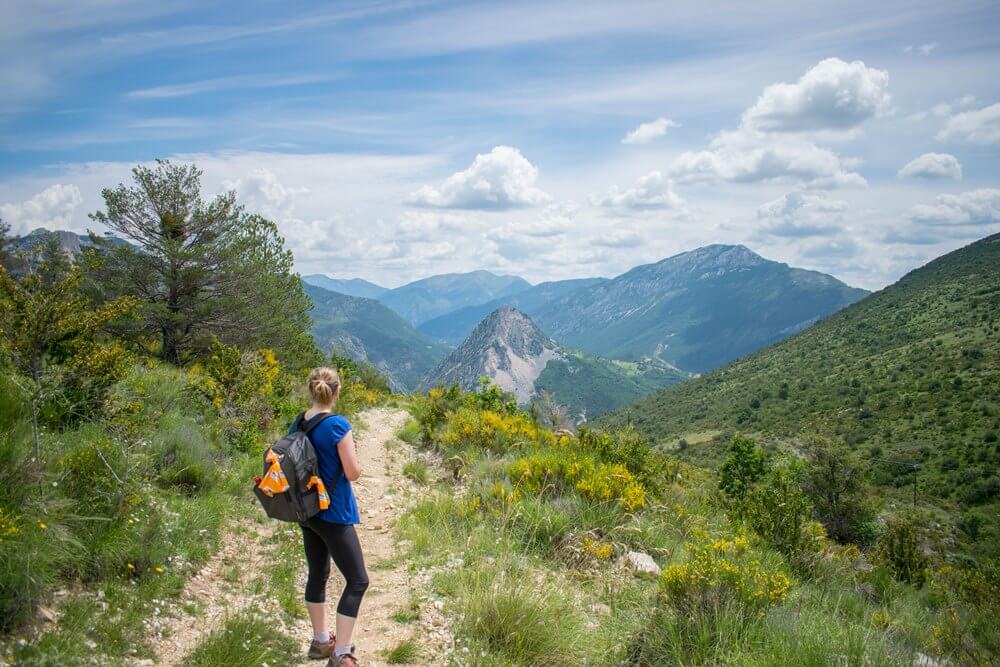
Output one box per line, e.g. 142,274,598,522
337,430,362,481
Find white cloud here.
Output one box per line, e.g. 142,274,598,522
592,171,684,210
0,183,83,234
591,228,644,248
224,168,309,217
906,94,977,122
898,153,962,180
937,103,1000,144
670,129,866,188
909,189,1000,226
622,117,679,145
755,191,848,238
126,74,334,99
902,42,937,56
408,146,551,210
741,58,891,134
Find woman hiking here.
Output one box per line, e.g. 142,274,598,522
295,367,368,666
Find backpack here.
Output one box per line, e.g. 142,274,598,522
253,412,332,522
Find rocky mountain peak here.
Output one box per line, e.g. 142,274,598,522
425,307,558,403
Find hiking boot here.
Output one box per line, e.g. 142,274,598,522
307,637,336,660
326,645,357,666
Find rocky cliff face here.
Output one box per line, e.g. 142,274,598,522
427,307,558,403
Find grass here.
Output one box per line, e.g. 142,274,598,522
402,459,430,485
182,608,299,667
384,637,420,664
391,594,421,623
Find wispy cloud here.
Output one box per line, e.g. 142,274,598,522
126,74,336,99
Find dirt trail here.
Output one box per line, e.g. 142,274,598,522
150,406,445,667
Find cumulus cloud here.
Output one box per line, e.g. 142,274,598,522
937,103,1000,144
898,153,962,180
622,117,679,145
670,130,866,188
666,59,883,188
908,189,1000,226
755,191,848,238
408,145,551,210
0,183,83,234
224,168,309,217
740,58,891,134
591,171,684,209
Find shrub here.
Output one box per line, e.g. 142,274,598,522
508,448,646,511
402,459,429,485
659,534,792,618
719,435,768,508
439,407,545,455
743,463,824,564
875,514,929,586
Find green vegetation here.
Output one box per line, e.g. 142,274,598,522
384,637,419,664
603,233,1000,558
183,608,299,667
534,350,687,419
0,166,389,664
400,380,998,665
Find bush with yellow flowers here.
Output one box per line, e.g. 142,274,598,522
659,533,792,619
508,447,646,512
187,339,290,451
439,407,545,454
925,561,1000,661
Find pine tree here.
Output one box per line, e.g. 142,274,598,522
86,160,316,364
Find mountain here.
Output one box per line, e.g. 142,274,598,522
600,234,1000,543
305,283,449,391
426,307,688,420
417,277,609,345
378,270,531,326
12,228,130,255
533,244,869,373
302,274,387,299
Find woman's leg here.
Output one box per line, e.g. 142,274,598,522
313,522,369,651
301,522,332,640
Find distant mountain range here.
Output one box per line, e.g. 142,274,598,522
424,307,689,420
302,275,388,300
533,244,869,372
378,270,531,326
417,277,609,345
303,245,870,405
304,283,448,391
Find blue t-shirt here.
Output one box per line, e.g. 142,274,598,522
291,414,360,525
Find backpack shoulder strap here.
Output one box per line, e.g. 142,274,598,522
301,412,334,436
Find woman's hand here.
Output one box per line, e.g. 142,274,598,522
337,430,362,481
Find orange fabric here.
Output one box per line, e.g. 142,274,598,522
258,448,290,497
307,476,331,509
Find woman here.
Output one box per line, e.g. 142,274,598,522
295,367,367,666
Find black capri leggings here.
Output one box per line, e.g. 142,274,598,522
301,518,369,618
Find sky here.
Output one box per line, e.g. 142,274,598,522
1,0,999,290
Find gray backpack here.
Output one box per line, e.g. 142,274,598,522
253,412,332,522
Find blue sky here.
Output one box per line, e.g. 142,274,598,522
1,0,999,289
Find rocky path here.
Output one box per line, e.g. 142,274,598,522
147,406,447,666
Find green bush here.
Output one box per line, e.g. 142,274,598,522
719,435,768,508
152,413,218,490
876,514,929,586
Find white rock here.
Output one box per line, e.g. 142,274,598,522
621,551,661,577
914,653,949,667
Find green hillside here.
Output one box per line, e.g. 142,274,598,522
602,233,1000,551
305,283,449,390
536,352,688,421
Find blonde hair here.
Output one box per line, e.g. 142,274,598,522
308,366,341,405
